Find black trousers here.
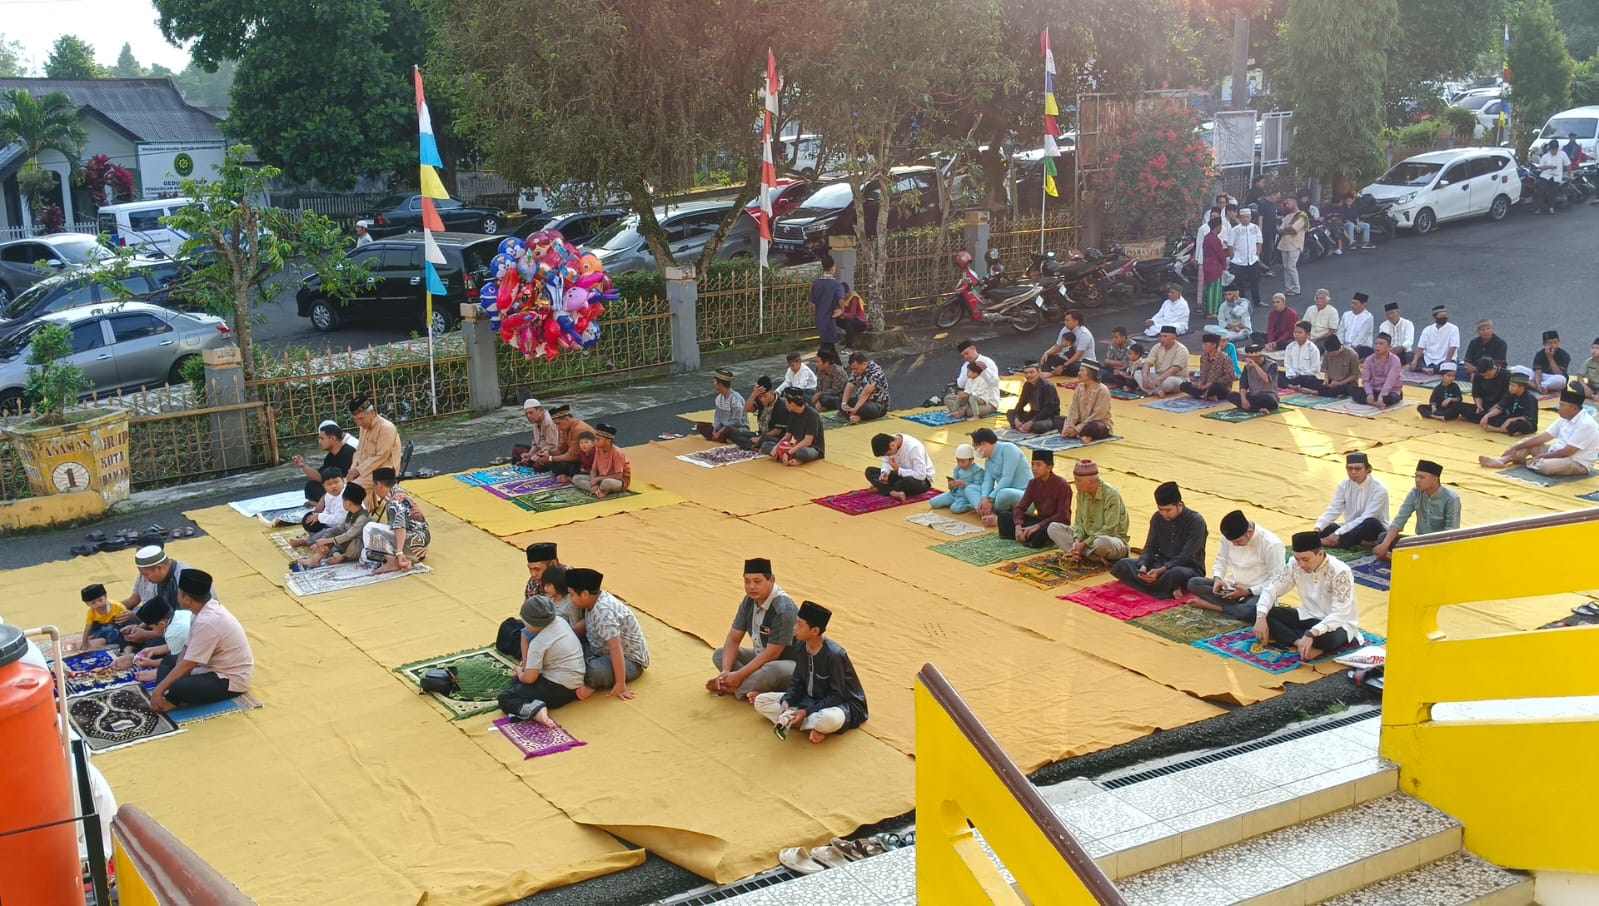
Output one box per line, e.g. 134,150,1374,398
1486,413,1537,436
1319,517,1385,549
816,392,842,411
1296,377,1356,398
1265,609,1350,654
1281,374,1319,391
846,401,887,421
865,467,931,497
995,512,1053,548
1418,399,1468,421
1351,388,1402,406
1180,380,1230,400
156,655,241,707
548,460,582,477
1110,557,1200,599
498,675,580,717
1103,370,1140,391
1226,391,1279,411
1007,412,1059,433
1229,263,1260,306
835,317,868,347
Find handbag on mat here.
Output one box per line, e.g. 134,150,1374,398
496,618,524,659
420,668,458,695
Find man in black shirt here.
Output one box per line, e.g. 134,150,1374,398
750,601,867,743
1482,373,1539,436
773,389,825,465
1461,320,1508,378
1111,481,1208,599
292,421,357,500
1466,358,1509,423
1532,329,1571,394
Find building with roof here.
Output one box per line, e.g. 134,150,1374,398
0,78,225,234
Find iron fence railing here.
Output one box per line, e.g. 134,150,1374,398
248,354,472,447
497,296,674,405
695,267,818,350
988,213,1082,271
129,402,280,489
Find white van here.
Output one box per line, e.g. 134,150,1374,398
95,198,195,260
1360,148,1521,234
1527,105,1599,163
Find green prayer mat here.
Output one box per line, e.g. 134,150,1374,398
929,534,1036,566
396,648,519,720
1130,605,1245,645
1201,407,1274,422
506,486,638,512
1323,546,1371,564
1279,393,1338,409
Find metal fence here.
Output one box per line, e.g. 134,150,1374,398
248,353,473,447
130,402,280,489
497,295,674,404
696,266,819,350
863,222,967,314
988,213,1082,272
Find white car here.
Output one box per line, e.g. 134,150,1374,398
1526,105,1599,163
1360,148,1521,235
1452,93,1508,141
95,197,195,259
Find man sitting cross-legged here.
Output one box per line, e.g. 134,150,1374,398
1279,320,1322,391
497,594,587,728
1351,334,1404,408
929,443,985,514
1137,326,1190,397
1060,362,1114,440
840,352,890,423
946,359,1000,420
970,428,1031,527
696,368,747,443
749,601,868,744
1186,509,1286,622
1180,334,1235,400
572,423,630,498
1110,481,1206,599
707,557,802,700
1416,361,1467,420
1008,364,1061,434
866,432,936,500
1479,371,1540,436
1373,459,1460,561
566,568,650,701
1480,387,1599,477
1052,459,1129,563
147,569,254,712
771,388,826,466
997,449,1072,549
1228,344,1280,412
1315,452,1390,550
294,482,371,571
1308,335,1361,398
1104,341,1146,392
1252,531,1364,660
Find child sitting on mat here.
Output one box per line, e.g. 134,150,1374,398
294,483,371,572
293,466,347,547
79,584,127,650
928,443,985,515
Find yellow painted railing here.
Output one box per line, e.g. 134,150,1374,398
111,805,253,906
1382,509,1599,873
916,664,1125,906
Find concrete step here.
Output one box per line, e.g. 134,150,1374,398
1319,851,1534,906
1113,793,1463,906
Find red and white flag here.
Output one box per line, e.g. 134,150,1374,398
758,49,779,268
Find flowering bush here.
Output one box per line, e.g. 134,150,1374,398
81,154,135,209
1089,103,1214,241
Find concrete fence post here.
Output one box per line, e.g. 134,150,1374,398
202,345,251,471
459,303,503,411
827,235,858,291
664,265,700,373
963,209,992,274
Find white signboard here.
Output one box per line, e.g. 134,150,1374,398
136,142,225,199
1213,111,1258,168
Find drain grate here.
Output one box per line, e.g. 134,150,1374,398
657,867,800,906
1099,709,1379,789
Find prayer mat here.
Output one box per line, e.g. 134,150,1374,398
170,693,262,725
1108,388,1146,400
1130,605,1247,645
900,410,969,427
1401,371,1442,388
454,465,543,487
1578,489,1599,502
1060,581,1184,621
675,446,768,469
1324,546,1372,564
284,561,433,597
814,487,939,516
506,486,637,513
397,647,520,720
1494,465,1590,488
493,715,587,759
267,530,300,560
1320,399,1413,419
990,551,1107,590
1278,393,1340,410
1348,556,1391,592
904,511,987,537
483,473,569,499
997,428,1039,444
1202,407,1274,422
228,489,311,517
257,505,310,526
820,411,853,429
61,649,137,696
928,534,1036,566
1192,627,1386,675
67,685,183,752
1142,396,1225,414
1017,433,1123,452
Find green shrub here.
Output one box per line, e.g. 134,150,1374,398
23,323,91,425
1440,106,1480,144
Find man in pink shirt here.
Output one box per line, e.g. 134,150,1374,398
149,569,255,712
1352,334,1404,408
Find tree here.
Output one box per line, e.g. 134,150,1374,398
1573,56,1599,107
44,35,104,80
1384,0,1513,125
1508,0,1574,152
0,34,25,77
112,43,144,78
0,89,87,173
1555,0,1599,61
156,0,426,187
171,58,236,109
1279,0,1396,192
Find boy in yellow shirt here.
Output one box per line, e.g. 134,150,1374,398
80,583,126,649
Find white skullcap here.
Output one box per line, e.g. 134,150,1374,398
954,443,975,460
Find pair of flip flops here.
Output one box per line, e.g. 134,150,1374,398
777,835,894,874
70,524,198,557
1573,603,1599,618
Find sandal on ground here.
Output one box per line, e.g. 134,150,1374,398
875,832,904,849
1573,603,1599,617
853,837,887,858
69,544,98,557
84,530,107,543
829,838,867,861
808,845,852,869
778,847,827,874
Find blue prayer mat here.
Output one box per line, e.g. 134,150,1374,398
1143,396,1226,414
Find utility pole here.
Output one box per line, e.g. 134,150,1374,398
1231,12,1250,109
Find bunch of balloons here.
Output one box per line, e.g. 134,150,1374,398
477,231,617,361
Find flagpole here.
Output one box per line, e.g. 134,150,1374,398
1040,32,1048,256
426,291,438,415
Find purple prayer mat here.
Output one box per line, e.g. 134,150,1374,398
482,473,569,499
493,715,587,759
814,487,939,516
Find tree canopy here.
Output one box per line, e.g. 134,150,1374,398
1384,0,1513,124
0,34,24,78
44,35,104,80
1279,0,1395,190
1509,0,1575,152
112,43,143,78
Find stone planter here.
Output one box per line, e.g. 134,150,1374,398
5,409,132,506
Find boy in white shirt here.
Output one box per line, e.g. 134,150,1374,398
946,360,1000,419
1480,389,1599,477
866,432,936,500
775,351,817,394
293,467,348,547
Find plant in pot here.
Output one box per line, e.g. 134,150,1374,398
3,323,132,502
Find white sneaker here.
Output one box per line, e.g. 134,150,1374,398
1333,249,1343,256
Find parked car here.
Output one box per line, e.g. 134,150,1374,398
742,178,813,223
1527,105,1599,163
512,208,629,245
584,200,758,276
1455,94,1509,141
1360,148,1521,235
0,257,195,342
296,232,498,336
0,301,232,411
771,166,944,260
0,233,114,307
366,194,504,238
96,197,197,259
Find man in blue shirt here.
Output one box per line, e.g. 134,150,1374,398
969,428,1031,527
809,256,844,352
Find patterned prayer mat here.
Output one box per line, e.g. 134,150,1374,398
1108,388,1146,400
285,562,433,597
1060,581,1183,621
505,486,638,513
1021,433,1123,452
396,648,520,720
68,686,183,752
483,474,569,500
815,487,939,516
820,411,854,428
1323,546,1371,564
1193,627,1386,675
1278,393,1340,410
170,693,262,725
900,410,969,428
989,552,1107,590
928,534,1036,566
61,649,137,696
1130,605,1247,645
1494,465,1591,488
454,465,543,487
904,511,987,537
229,489,311,517
257,505,310,526
1401,371,1442,388
1348,556,1391,592
493,715,587,759
267,530,301,560
1201,407,1274,422
1319,399,1414,419
1142,396,1225,414
675,446,768,469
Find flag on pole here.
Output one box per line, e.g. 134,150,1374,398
757,49,780,269
415,65,444,414
1041,28,1061,198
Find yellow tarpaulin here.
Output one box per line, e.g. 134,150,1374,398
403,473,685,537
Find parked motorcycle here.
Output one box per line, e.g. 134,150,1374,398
933,250,1046,332
1026,250,1078,315
1353,195,1398,243
1051,246,1119,308
1098,241,1185,300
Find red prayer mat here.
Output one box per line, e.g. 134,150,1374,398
1060,580,1185,621
814,487,939,516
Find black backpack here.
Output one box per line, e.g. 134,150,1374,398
495,617,523,659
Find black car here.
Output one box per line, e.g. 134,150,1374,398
367,194,504,238
771,167,943,260
296,233,499,336
0,259,199,342
512,208,628,245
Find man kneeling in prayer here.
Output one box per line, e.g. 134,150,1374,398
749,601,868,744
1111,481,1207,599
1253,531,1364,660
708,557,801,699
498,594,587,727
1186,509,1285,622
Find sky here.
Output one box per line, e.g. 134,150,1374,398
2,0,192,74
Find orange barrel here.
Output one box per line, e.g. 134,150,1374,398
0,625,85,906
